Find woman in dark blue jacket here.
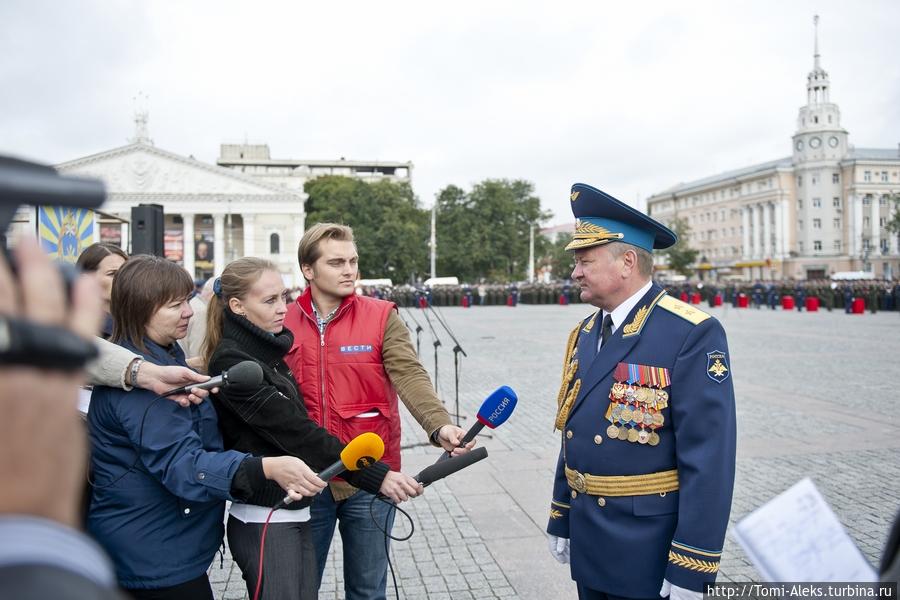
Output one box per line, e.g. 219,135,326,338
87,256,326,600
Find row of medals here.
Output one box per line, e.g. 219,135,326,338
606,383,669,446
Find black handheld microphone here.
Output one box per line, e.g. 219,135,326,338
162,360,263,396
437,386,516,462
416,447,488,487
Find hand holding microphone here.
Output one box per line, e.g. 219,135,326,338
437,386,517,462
276,432,385,509
162,360,263,397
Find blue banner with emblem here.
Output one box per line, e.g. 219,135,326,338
38,206,94,264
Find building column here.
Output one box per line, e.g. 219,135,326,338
741,206,751,259
182,213,195,278
871,199,880,256
890,227,899,256
291,214,305,287
852,194,864,258
774,200,784,258
749,204,762,258
763,202,773,258
120,222,129,253
242,213,256,258
213,213,225,276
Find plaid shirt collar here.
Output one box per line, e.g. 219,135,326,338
311,301,340,334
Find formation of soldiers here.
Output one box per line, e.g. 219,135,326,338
664,279,900,313
356,279,900,313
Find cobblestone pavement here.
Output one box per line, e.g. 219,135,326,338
212,304,900,599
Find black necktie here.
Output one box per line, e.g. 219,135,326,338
599,314,614,349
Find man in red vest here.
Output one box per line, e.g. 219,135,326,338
284,222,470,600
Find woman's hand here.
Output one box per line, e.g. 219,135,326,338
262,456,326,497
378,471,424,503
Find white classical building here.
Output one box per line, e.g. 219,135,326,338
52,117,308,285
14,112,415,286
647,19,900,280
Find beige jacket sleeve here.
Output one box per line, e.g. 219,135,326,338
382,310,451,444
85,337,137,390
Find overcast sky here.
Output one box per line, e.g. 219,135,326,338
2,0,898,225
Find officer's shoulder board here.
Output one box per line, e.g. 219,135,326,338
657,295,711,326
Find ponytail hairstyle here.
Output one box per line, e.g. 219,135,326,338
201,257,281,371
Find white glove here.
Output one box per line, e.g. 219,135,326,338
547,534,570,564
660,579,703,600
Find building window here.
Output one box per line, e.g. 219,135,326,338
799,220,804,229
834,240,841,251
863,239,870,251
270,233,280,254
813,218,821,229
832,173,839,183
833,197,841,208
882,171,889,182
812,197,821,208
864,171,871,182
880,217,887,227
833,218,840,229
798,176,803,187
863,194,872,205
881,195,889,206
813,240,822,251
811,175,818,185
799,241,804,252
882,239,889,252
798,199,803,209
863,217,870,227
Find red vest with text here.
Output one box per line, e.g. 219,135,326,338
284,289,402,471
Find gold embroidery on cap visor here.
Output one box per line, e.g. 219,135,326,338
564,220,625,251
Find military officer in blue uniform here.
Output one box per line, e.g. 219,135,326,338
547,183,736,600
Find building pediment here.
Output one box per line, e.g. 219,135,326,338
56,143,300,198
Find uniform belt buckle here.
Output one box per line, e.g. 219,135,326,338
572,471,587,494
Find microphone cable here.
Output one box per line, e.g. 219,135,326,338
251,507,277,600
368,493,416,600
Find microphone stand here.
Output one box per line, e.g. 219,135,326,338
425,300,470,428
420,306,442,395
400,307,444,451
402,306,424,358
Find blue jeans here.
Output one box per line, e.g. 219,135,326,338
311,487,396,600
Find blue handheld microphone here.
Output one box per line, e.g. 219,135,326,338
438,386,517,461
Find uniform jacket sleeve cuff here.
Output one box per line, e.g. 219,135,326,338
546,500,570,538
664,540,722,592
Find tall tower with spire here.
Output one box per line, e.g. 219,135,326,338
792,15,848,164
791,15,849,260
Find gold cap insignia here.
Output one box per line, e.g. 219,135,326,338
564,220,625,251
570,191,580,202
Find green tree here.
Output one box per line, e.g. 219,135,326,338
658,216,698,277
542,235,574,281
304,176,429,281
434,179,552,282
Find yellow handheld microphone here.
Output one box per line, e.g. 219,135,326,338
277,432,384,507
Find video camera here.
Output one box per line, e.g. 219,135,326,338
0,154,107,369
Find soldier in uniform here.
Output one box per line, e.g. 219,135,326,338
547,183,736,600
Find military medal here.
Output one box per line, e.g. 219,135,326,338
607,424,620,438
610,404,622,421
620,406,634,423
649,432,660,446
653,413,664,426
638,429,650,444
627,428,639,443
643,412,654,426
611,383,626,400
617,427,629,441
632,408,645,423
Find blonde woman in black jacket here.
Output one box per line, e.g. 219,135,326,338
203,258,417,600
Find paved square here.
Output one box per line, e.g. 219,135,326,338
213,304,900,599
